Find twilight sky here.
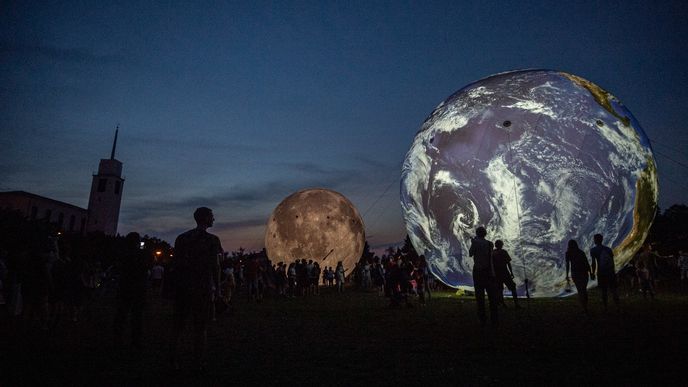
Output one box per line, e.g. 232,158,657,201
2,1,687,252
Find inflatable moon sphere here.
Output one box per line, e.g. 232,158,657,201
265,188,365,274
400,70,658,297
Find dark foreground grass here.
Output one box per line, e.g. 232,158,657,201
2,286,687,386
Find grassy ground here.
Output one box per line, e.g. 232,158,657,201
2,285,687,386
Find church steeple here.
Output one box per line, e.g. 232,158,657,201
110,125,119,160
86,126,124,235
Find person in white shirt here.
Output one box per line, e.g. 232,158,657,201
151,263,165,290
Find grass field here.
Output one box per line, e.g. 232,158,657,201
2,285,687,386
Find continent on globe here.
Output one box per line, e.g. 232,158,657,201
265,188,365,276
400,69,658,297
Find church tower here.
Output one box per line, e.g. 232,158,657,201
86,128,124,235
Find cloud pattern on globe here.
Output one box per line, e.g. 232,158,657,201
400,70,658,297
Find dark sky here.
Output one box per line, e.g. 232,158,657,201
2,1,687,251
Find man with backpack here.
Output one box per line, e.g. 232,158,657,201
590,233,619,311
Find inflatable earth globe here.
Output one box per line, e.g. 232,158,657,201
400,69,658,297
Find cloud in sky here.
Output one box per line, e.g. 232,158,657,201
119,161,387,249
4,1,686,256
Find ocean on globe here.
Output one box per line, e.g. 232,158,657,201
400,69,658,297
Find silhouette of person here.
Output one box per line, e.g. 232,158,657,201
637,244,658,291
590,234,619,311
372,258,385,296
679,250,688,292
220,256,236,303
113,232,150,348
48,239,71,332
565,239,592,314
636,261,654,299
287,262,296,296
21,229,56,331
335,261,346,293
492,240,520,309
169,207,222,371
399,256,413,307
150,262,164,291
245,255,260,301
469,226,498,326
416,255,429,304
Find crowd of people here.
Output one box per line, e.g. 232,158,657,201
214,255,340,303
204,247,439,307
2,206,688,372
472,226,688,325
0,234,103,332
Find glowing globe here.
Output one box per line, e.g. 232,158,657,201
400,70,658,297
265,188,365,274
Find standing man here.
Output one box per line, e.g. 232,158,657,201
113,232,150,348
169,207,222,371
469,226,498,326
590,234,619,311
565,239,592,314
492,240,520,309
244,256,259,301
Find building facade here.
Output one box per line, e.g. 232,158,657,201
0,191,89,233
0,130,124,235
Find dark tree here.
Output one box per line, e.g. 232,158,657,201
646,204,688,254
359,240,375,264
401,235,419,261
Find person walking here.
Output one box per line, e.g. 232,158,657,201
168,207,222,371
590,234,619,311
492,240,520,309
565,239,592,314
469,226,498,326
